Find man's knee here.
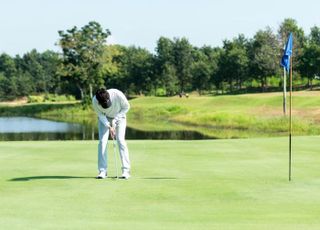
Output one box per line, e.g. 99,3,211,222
99,139,108,146
117,139,127,147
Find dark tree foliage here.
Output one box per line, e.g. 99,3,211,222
1,19,320,101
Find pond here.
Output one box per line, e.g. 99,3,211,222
0,117,213,141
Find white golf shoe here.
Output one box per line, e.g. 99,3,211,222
96,171,107,179
121,171,131,180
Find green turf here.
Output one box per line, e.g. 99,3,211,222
1,137,320,229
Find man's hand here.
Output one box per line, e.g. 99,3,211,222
109,127,116,139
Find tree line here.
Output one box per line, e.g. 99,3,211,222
1,19,320,101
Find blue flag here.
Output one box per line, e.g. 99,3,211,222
280,33,293,72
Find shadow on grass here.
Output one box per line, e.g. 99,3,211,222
9,176,179,181
9,176,94,181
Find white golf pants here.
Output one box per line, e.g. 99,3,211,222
97,117,130,174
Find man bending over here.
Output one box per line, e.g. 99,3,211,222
92,88,131,179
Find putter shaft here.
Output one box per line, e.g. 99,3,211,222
112,137,119,179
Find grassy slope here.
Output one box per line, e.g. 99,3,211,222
128,91,320,138
1,137,320,229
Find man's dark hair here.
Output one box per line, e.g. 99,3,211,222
95,88,111,109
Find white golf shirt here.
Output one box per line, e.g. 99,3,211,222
92,89,130,128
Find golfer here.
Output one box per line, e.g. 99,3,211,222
92,88,131,179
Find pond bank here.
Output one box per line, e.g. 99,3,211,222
1,92,319,139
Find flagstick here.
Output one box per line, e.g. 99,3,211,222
283,67,287,115
289,55,293,181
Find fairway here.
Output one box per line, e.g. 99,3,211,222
1,137,320,229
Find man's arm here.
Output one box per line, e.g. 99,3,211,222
113,92,130,123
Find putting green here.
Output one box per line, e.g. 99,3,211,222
1,137,320,229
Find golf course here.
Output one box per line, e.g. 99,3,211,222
1,136,320,229
1,91,320,230
2,1,320,229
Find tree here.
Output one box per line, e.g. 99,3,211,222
309,26,320,46
172,38,194,93
0,53,17,77
218,35,249,91
0,53,18,99
298,42,320,88
101,45,128,91
100,45,123,81
58,21,110,100
0,72,7,99
191,48,213,95
121,46,155,95
39,50,61,94
14,50,61,96
19,50,46,93
298,26,320,88
200,46,221,92
104,45,155,95
155,37,179,95
15,71,34,96
249,28,279,91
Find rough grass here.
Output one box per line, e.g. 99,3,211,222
1,137,320,229
128,91,320,138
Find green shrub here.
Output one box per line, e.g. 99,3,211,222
268,76,281,87
27,94,76,103
27,95,44,103
155,88,166,96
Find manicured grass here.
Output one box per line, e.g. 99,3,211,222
1,137,320,229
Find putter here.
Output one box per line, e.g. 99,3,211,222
112,136,119,179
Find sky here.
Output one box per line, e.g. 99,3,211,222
1,0,320,56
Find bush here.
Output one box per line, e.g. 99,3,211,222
27,94,76,103
267,76,281,88
44,94,76,102
27,95,44,103
155,88,166,96
81,95,92,108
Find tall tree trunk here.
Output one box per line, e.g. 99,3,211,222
180,80,184,95
261,80,264,92
220,83,224,95
264,76,268,91
229,80,233,92
89,84,93,99
238,79,242,89
308,78,313,89
77,83,84,100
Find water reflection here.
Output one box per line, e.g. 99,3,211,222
127,128,212,140
0,117,82,133
0,117,212,141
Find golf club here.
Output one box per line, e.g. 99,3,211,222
112,136,119,179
